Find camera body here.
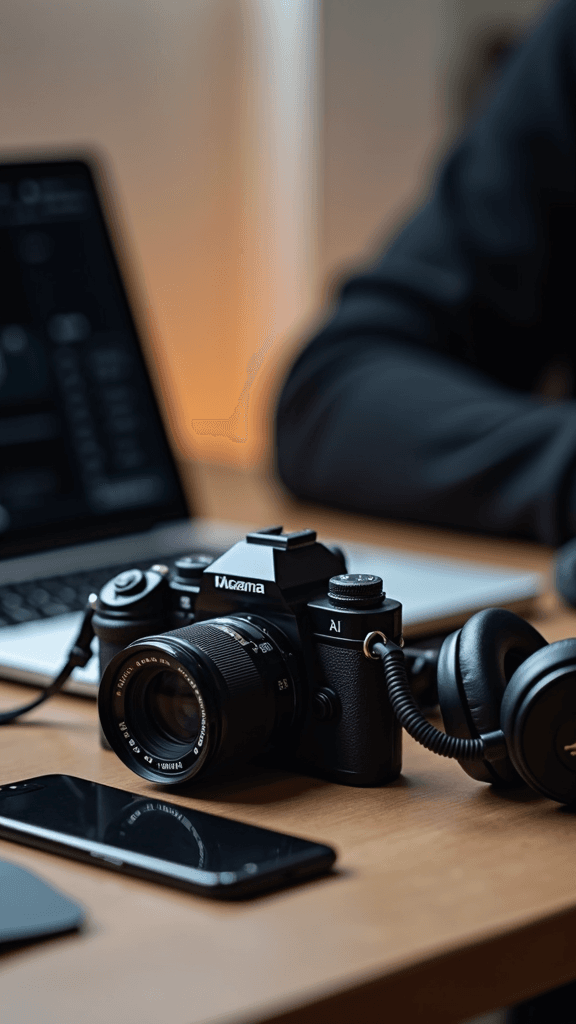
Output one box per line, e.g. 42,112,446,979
95,527,402,787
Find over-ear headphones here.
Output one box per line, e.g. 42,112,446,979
373,607,576,804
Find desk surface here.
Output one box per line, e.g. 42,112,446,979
1,464,576,1024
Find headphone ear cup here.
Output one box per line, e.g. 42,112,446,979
501,638,576,803
437,608,548,785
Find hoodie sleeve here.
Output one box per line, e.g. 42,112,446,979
275,0,576,544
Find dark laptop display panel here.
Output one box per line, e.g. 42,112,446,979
0,160,188,558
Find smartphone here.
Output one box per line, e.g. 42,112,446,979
0,775,336,899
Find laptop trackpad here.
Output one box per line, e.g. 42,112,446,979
0,614,99,684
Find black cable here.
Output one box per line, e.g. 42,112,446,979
372,640,486,761
0,600,95,726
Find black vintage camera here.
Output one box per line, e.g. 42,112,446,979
95,527,402,787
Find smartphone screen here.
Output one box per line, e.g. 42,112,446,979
0,775,336,898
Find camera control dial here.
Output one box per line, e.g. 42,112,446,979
173,555,214,581
113,570,147,597
328,574,384,608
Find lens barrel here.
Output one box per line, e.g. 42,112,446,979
98,615,297,785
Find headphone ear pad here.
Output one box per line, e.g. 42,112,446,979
500,638,576,803
437,608,548,785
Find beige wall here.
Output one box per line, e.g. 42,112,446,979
320,0,444,292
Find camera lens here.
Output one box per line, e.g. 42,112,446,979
98,616,297,785
146,670,201,745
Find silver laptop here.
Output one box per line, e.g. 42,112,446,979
0,156,543,698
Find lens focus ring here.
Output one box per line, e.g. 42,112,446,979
168,622,263,697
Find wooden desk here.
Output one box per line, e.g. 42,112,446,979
1,465,575,1024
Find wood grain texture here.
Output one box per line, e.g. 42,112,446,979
1,465,574,1024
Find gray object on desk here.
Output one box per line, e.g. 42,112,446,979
342,541,542,637
0,859,84,945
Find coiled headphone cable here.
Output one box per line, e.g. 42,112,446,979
370,639,505,763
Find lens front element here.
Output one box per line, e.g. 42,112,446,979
102,650,211,782
146,670,201,745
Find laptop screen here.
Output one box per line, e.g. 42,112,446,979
0,158,189,560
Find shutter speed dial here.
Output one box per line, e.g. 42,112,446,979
328,574,385,609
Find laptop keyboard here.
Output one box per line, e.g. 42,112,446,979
0,563,158,628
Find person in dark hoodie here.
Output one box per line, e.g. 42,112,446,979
276,0,576,546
